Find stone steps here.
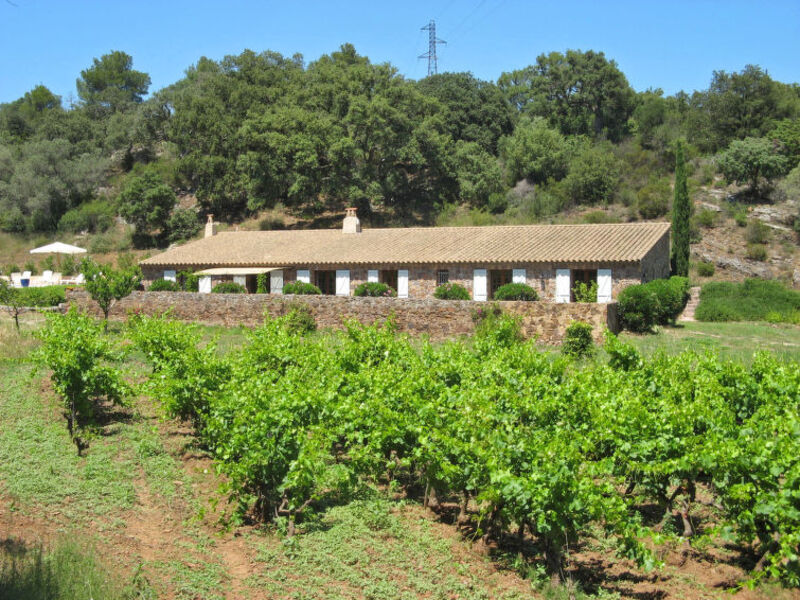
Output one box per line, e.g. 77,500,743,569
679,286,702,322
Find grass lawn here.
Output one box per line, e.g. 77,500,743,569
621,320,800,364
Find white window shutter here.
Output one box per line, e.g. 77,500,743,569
198,276,212,294
597,269,612,303
512,268,526,284
397,270,409,298
233,275,247,288
270,270,283,294
297,269,310,284
335,269,350,296
555,269,571,303
163,270,176,282
368,269,379,283
473,269,487,301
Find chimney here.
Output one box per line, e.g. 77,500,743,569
205,214,217,238
342,207,361,234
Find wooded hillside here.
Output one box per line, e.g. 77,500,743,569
1,45,799,249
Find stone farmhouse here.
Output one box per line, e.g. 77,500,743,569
140,210,670,302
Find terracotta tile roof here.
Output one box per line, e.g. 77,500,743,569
140,222,670,267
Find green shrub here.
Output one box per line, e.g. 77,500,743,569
434,282,470,300
179,270,199,292
34,308,129,452
581,210,619,224
734,211,748,227
166,208,201,243
618,285,660,332
284,305,317,334
61,255,77,276
696,279,800,322
746,244,768,261
493,282,538,301
211,281,246,294
474,311,523,350
694,208,717,228
89,234,114,254
618,277,689,332
696,261,715,277
58,200,115,234
745,220,770,244
256,272,269,294
562,321,594,358
259,216,286,230
14,286,66,307
648,276,689,324
603,331,642,371
148,278,180,292
127,313,228,426
23,260,38,275
694,301,740,322
637,177,671,219
572,281,598,303
354,282,397,297
283,281,322,295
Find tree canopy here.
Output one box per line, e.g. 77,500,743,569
0,44,798,240
498,49,637,141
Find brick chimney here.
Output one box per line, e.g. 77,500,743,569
205,214,217,238
342,207,361,234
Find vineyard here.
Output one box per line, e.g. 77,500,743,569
30,307,800,596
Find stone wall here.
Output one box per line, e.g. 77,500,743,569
67,290,618,344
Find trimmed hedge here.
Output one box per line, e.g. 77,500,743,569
211,282,246,294
493,282,538,301
354,281,397,297
283,281,322,295
618,276,690,332
695,279,800,322
149,279,180,292
434,282,470,300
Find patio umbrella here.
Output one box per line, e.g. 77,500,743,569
29,242,87,255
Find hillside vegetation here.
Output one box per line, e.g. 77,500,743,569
1,46,799,275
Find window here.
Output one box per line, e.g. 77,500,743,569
489,269,512,299
315,270,336,295
380,269,398,292
437,270,449,286
571,269,598,302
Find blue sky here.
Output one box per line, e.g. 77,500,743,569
1,0,798,105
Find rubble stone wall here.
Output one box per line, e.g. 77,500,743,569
67,290,618,344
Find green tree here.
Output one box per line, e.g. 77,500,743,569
498,49,636,141
0,279,23,332
717,137,789,196
0,139,108,231
76,51,151,115
80,258,141,330
671,141,690,276
416,72,514,154
117,168,177,240
769,118,800,169
450,140,504,208
498,116,569,184
563,141,620,205
687,66,800,152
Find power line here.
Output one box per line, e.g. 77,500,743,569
418,20,446,77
